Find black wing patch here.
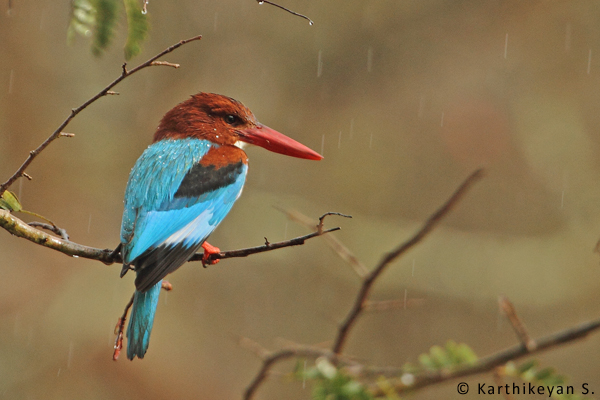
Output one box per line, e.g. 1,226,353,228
174,161,245,199
133,242,203,292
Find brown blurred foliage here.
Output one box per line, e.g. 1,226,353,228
2,1,600,399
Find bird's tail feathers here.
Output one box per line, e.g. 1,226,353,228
126,280,162,360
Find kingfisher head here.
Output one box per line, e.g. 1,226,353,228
153,92,323,160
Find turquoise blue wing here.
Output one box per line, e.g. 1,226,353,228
120,138,248,292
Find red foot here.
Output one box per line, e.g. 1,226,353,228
201,241,221,266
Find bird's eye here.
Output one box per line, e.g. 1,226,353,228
225,114,239,125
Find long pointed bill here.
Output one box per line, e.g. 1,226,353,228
237,124,323,160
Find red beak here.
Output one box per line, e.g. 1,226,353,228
237,124,323,160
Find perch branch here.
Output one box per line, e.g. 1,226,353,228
0,35,202,196
332,169,485,354
0,210,340,265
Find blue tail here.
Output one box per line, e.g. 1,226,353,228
126,280,162,360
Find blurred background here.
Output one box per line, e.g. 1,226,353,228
2,0,600,398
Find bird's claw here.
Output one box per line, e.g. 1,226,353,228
201,241,220,266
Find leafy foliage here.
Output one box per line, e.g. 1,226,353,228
413,340,478,372
91,0,119,57
68,0,148,59
503,360,584,400
294,341,478,399
123,0,148,60
296,358,375,400
0,191,22,212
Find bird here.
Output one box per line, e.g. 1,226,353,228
119,92,322,360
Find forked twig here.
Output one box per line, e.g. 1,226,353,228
0,35,202,196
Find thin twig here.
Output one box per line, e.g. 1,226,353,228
113,294,134,361
0,210,339,266
277,207,369,277
332,169,484,355
0,35,202,196
317,212,352,234
257,0,314,25
195,227,340,263
368,316,600,396
243,344,346,400
27,221,70,240
150,61,180,68
499,295,536,351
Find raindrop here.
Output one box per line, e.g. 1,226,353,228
213,12,218,32
17,178,23,201
504,33,508,59
412,259,415,276
258,1,264,4
317,50,323,78
403,289,408,309
13,312,20,337
302,360,307,388
418,95,425,119
565,23,571,52
283,221,288,240
8,69,14,94
338,131,342,149
308,20,313,26
57,368,61,377
588,49,592,74
440,111,444,127
67,342,74,369
87,214,92,234
367,47,373,73
73,255,79,258
320,134,325,156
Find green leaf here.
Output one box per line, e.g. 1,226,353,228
91,0,119,56
0,191,22,212
123,0,148,60
67,0,95,44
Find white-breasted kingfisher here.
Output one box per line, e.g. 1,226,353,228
119,92,322,360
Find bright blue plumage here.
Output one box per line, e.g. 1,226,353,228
121,138,247,359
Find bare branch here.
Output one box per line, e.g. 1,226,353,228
332,169,484,354
0,35,202,196
498,295,536,351
256,0,314,25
